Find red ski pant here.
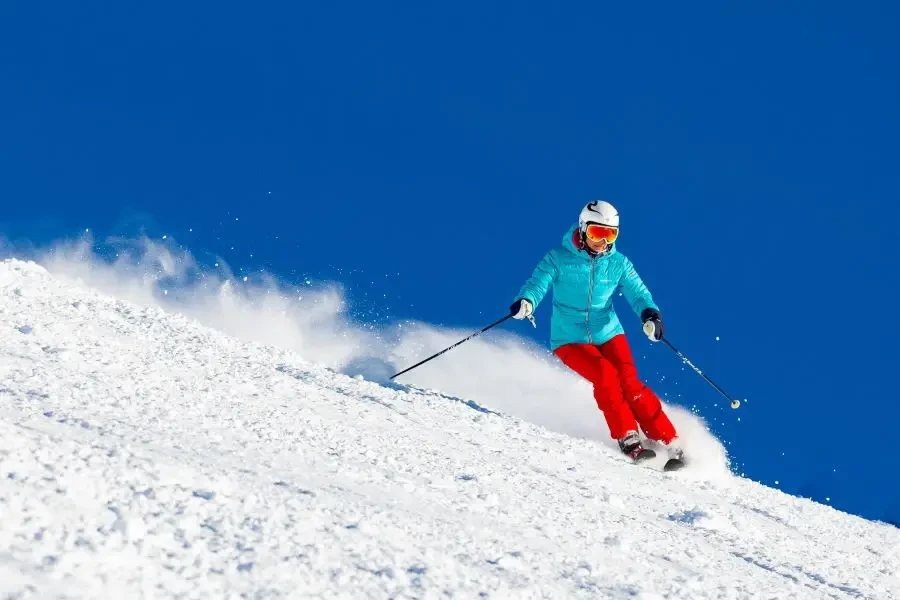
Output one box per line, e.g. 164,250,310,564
554,335,677,444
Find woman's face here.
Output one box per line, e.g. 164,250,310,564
585,236,609,253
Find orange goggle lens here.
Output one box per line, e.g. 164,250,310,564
585,224,619,243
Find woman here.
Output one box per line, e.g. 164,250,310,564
509,200,684,470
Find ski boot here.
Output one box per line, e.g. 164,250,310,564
618,431,656,464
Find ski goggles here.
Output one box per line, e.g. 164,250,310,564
584,223,619,244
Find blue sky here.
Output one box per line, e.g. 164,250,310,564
2,2,899,523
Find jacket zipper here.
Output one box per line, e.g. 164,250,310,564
586,255,596,343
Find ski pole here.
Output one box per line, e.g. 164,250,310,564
390,313,514,380
656,334,742,409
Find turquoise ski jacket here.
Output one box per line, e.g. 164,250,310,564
516,225,660,350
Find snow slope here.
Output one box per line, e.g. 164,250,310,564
0,258,897,599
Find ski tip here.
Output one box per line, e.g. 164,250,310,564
630,448,656,464
663,458,686,472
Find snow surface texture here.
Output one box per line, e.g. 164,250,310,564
0,259,898,599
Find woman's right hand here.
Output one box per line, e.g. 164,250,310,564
509,298,533,320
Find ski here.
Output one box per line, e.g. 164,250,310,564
663,457,685,472
629,447,656,464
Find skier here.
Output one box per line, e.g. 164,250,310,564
509,200,684,470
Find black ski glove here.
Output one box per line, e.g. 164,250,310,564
641,308,664,342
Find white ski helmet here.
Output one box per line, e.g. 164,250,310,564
579,200,619,232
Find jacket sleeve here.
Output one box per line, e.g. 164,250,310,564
618,255,659,318
516,250,559,310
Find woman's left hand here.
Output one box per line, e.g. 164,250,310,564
641,308,664,342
